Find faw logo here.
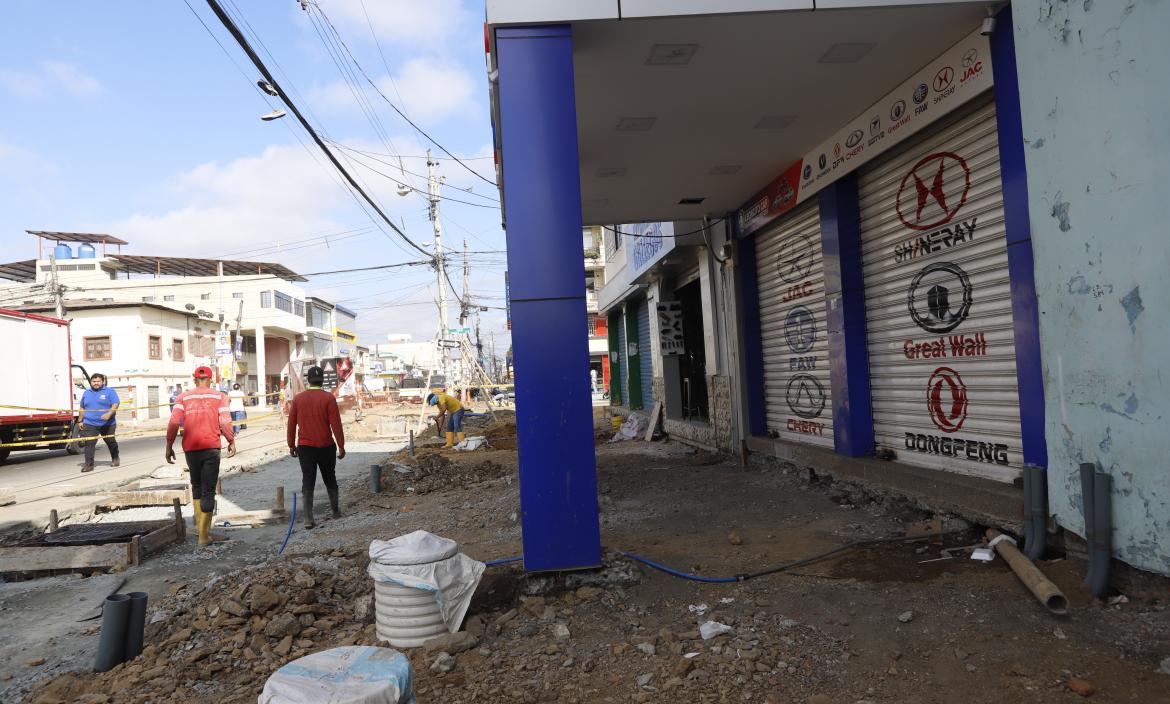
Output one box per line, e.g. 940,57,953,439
896,151,971,232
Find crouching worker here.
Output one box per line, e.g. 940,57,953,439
165,366,236,546
427,392,466,449
287,365,346,529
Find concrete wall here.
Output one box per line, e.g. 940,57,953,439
1014,0,1170,574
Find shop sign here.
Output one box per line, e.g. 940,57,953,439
628,222,675,276
657,302,684,356
738,27,993,237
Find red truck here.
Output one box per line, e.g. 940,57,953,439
0,308,89,464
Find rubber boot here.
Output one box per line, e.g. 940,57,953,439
328,488,342,519
444,432,455,448
191,500,204,543
457,432,466,444
303,490,317,529
197,506,211,546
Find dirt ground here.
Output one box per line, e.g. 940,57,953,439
9,410,1170,703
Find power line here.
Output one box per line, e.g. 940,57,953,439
602,218,729,239
203,0,430,259
328,142,500,204
54,261,431,294
336,147,500,209
309,3,498,188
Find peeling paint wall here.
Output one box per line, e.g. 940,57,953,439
1014,0,1170,574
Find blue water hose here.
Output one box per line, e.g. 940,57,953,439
480,553,740,582
484,556,523,567
278,491,298,555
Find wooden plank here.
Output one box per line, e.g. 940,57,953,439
644,401,663,442
140,524,180,556
215,508,288,526
0,544,129,573
97,488,190,510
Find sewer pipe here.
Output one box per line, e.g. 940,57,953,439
1079,462,1096,586
986,528,1068,615
124,592,148,661
94,593,131,672
1090,470,1112,599
1023,466,1048,561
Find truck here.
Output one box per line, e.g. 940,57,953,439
0,308,88,465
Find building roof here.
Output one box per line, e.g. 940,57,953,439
27,231,130,245
11,300,200,318
333,304,357,318
0,260,36,282
108,255,307,282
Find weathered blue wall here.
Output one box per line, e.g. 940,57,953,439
1014,0,1170,574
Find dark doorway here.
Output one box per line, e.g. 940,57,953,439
676,279,709,420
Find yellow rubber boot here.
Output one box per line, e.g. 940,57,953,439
197,506,211,546
444,432,455,448
191,500,203,543
457,432,466,444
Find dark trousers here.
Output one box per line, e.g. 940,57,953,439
297,444,338,495
81,422,118,466
185,448,221,513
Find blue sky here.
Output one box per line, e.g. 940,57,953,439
0,0,510,352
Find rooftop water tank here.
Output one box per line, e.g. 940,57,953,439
53,243,72,261
77,243,97,259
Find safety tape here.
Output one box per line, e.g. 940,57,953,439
0,411,284,449
0,390,286,415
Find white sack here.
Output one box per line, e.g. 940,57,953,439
367,530,485,633
258,646,414,704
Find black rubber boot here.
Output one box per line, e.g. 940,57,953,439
303,490,316,529
328,488,342,519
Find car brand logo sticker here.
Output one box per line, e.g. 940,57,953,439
890,99,906,121
907,262,973,333
869,115,881,137
896,151,971,231
962,48,978,68
818,153,827,169
933,66,954,92
834,142,842,159
913,83,929,104
802,164,813,181
927,366,968,433
845,129,864,148
783,306,817,353
775,234,814,283
786,374,826,419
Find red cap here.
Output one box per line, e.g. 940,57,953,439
193,366,214,379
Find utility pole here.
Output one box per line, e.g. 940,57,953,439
48,252,64,319
460,239,470,399
489,331,496,383
427,149,449,382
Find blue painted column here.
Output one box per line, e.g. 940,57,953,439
495,25,602,571
734,231,767,437
819,175,875,457
992,5,1048,469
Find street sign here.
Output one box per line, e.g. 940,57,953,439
448,327,471,334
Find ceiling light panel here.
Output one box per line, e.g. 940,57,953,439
646,44,699,65
678,197,705,205
818,42,877,64
616,117,656,131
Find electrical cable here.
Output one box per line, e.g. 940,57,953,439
337,147,500,209
61,261,431,294
602,218,729,240
203,0,430,258
328,142,500,204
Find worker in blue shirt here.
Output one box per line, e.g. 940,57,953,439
79,373,120,473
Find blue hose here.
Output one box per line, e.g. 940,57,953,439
278,491,297,555
621,552,741,583
484,556,523,567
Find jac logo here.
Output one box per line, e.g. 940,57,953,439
933,66,954,92
961,49,978,68
927,366,968,433
896,151,971,231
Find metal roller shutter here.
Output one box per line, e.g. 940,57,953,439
858,96,1022,482
617,308,629,406
755,202,833,448
637,299,653,410
111,386,134,425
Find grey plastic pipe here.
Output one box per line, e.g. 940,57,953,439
94,594,131,672
1080,462,1096,586
1024,466,1048,561
1090,471,1112,598
124,591,148,661
370,464,383,493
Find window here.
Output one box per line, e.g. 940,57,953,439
274,291,293,313
172,338,185,361
142,296,155,302
148,335,162,360
232,292,243,299
84,336,112,361
307,304,330,329
163,295,175,302
587,317,597,336
242,335,257,354
200,293,211,300
294,299,304,317
260,291,272,308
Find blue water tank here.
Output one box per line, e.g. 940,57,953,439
53,243,72,260
77,243,97,259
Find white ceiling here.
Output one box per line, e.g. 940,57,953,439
570,4,990,225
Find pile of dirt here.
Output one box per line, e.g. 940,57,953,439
380,452,512,495
482,420,517,450
26,551,383,704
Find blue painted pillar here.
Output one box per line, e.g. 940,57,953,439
819,175,874,457
992,5,1047,469
495,25,602,571
735,233,767,437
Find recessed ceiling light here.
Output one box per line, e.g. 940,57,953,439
754,114,797,130
678,197,705,205
616,117,656,131
709,165,741,176
818,42,876,64
595,167,628,178
646,44,698,65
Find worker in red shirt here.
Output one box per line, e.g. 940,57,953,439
287,365,346,529
165,366,236,546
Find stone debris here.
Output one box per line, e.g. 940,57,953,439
1067,677,1098,697
897,611,915,624
430,652,456,674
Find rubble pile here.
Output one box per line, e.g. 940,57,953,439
26,551,387,704
381,453,513,496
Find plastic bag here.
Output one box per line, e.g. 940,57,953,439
368,531,485,632
258,646,414,704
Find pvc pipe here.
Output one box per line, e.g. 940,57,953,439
1079,462,1096,586
1025,466,1048,561
1090,471,1112,599
370,464,383,494
986,529,1068,615
94,594,131,672
124,591,148,661
1022,466,1035,555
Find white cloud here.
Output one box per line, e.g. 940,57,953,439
319,0,470,46
0,62,102,99
309,57,479,125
